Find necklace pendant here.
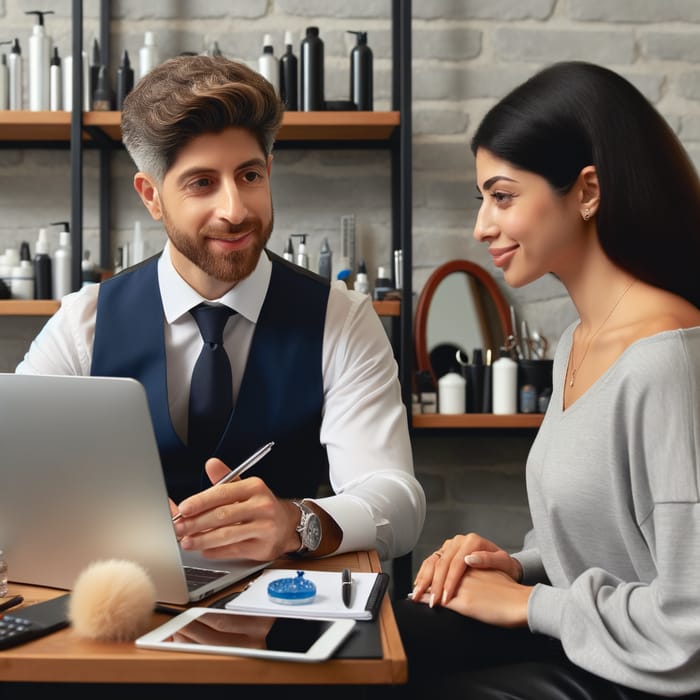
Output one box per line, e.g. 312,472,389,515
569,370,575,388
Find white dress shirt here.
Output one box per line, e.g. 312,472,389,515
16,243,426,560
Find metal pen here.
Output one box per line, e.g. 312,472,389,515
172,441,274,523
342,568,352,608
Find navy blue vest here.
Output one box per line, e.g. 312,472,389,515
92,251,330,503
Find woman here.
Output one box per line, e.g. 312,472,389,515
395,61,700,699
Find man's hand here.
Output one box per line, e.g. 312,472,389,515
172,458,300,561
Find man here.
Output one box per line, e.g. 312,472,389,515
17,55,425,564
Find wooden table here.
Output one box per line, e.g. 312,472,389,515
0,550,406,687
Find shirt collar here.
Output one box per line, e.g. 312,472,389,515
158,240,271,325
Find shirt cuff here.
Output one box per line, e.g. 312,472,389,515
527,583,566,639
307,494,376,554
512,548,548,585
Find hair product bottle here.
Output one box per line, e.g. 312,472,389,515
283,237,294,262
0,53,8,110
116,50,134,110
138,31,158,82
292,234,309,269
438,369,466,414
467,348,485,413
33,227,52,299
279,31,298,110
258,33,279,95
63,49,90,112
91,65,112,110
89,37,101,108
11,259,34,300
300,26,324,111
7,38,22,110
25,10,53,111
51,221,72,300
49,46,61,110
492,347,518,414
348,30,373,111
353,259,370,295
318,237,332,280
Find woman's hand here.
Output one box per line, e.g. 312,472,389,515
411,532,523,608
413,566,532,628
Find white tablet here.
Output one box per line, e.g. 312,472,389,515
135,607,356,663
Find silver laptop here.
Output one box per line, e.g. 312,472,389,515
0,373,270,604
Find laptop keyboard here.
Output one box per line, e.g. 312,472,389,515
184,565,230,592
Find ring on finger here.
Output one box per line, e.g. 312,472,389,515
433,550,444,559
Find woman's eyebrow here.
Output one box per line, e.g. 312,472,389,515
482,175,518,190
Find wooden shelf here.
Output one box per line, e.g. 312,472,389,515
413,413,544,429
0,300,60,316
372,300,400,317
0,299,397,318
0,111,400,143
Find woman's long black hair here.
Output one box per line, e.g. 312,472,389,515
471,61,700,309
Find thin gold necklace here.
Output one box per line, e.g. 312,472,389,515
568,280,635,388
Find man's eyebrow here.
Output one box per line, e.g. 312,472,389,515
482,175,518,190
175,158,268,186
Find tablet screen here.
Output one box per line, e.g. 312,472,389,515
161,611,336,652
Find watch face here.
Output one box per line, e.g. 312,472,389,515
304,513,322,550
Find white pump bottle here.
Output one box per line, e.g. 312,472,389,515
26,10,53,111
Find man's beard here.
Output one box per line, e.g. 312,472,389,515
163,208,274,284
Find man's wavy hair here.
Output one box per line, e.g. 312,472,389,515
121,54,283,185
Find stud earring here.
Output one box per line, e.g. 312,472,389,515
582,208,591,221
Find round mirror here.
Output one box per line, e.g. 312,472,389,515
414,259,512,385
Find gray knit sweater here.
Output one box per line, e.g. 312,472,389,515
514,323,700,697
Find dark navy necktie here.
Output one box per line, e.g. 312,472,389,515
188,303,235,457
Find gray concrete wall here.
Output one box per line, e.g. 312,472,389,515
2,0,700,578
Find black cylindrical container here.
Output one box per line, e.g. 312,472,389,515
279,32,298,110
116,50,134,110
348,30,373,111
34,251,52,299
467,348,485,413
300,26,324,111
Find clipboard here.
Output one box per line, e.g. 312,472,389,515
224,569,389,621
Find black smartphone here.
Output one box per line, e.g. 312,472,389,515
0,593,70,650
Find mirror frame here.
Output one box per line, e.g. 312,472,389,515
414,259,513,386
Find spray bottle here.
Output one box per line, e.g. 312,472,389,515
25,10,54,111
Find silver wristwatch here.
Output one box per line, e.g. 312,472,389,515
291,499,322,555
